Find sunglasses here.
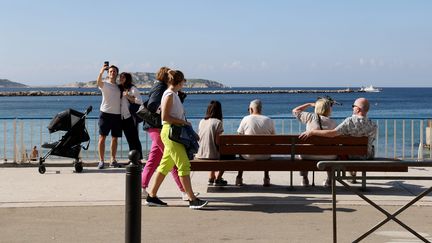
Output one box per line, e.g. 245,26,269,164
352,104,362,110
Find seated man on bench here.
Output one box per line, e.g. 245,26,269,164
236,99,275,187
299,97,377,183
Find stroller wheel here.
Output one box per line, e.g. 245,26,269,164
74,163,83,173
38,165,46,174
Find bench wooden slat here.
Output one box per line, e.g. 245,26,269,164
220,145,368,155
220,135,368,145
293,146,367,155
190,159,408,172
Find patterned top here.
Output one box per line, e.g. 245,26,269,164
335,115,377,159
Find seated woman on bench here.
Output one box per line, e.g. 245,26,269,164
195,100,228,186
292,97,337,187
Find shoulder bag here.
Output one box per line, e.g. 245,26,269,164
136,102,161,127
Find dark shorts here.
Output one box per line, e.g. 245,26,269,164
99,112,122,137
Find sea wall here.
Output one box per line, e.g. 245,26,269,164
0,89,361,96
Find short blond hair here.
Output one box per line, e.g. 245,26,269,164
314,98,332,117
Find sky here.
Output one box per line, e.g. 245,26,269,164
1,0,431,87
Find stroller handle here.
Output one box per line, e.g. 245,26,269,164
85,106,93,115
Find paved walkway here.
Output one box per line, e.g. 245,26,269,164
1,160,432,242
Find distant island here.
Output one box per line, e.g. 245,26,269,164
63,72,226,88
1,72,226,89
0,79,28,88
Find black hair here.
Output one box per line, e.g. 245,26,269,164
204,100,223,120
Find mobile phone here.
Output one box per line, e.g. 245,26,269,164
104,61,109,70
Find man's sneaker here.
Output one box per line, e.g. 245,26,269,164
145,195,167,207
235,177,243,186
141,188,148,198
181,192,200,201
214,178,228,186
301,177,310,187
97,161,105,169
208,178,215,185
189,198,208,209
110,160,121,168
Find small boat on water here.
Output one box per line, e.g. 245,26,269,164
360,85,381,92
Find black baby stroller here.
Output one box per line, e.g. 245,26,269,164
38,106,92,174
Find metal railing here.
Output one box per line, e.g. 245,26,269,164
1,116,431,163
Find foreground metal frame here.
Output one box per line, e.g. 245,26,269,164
317,160,432,243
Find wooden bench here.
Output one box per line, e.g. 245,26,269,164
190,134,408,187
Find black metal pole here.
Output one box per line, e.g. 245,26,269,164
125,150,142,243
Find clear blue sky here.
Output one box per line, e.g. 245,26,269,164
1,0,431,87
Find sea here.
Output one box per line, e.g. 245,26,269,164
1,87,431,160
1,87,431,119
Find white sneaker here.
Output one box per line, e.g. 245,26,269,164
181,191,200,201
142,188,148,198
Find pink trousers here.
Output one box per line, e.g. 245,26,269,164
141,128,184,191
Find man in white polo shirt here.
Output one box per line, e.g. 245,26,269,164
96,64,121,169
236,99,275,186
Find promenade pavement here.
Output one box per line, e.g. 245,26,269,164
1,160,432,243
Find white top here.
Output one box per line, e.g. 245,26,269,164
237,114,275,160
195,118,224,159
120,86,143,120
161,89,185,123
293,110,337,131
98,80,121,114
294,110,338,160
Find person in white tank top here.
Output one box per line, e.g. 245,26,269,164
146,70,208,209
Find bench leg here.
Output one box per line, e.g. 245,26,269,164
361,172,367,190
312,171,315,186
288,171,294,190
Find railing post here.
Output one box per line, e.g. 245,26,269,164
13,119,17,162
94,119,98,161
411,120,414,159
402,120,405,159
418,120,424,161
394,120,397,159
429,120,432,159
20,120,25,163
375,120,379,157
385,120,388,158
125,150,142,243
3,121,6,161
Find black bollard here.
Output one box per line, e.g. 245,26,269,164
125,150,142,243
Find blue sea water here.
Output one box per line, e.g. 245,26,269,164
1,87,431,119
0,87,431,160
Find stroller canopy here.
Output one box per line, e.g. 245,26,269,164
48,109,84,133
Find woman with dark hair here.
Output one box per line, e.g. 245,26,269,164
141,67,191,201
195,100,227,186
146,69,208,209
117,72,143,166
